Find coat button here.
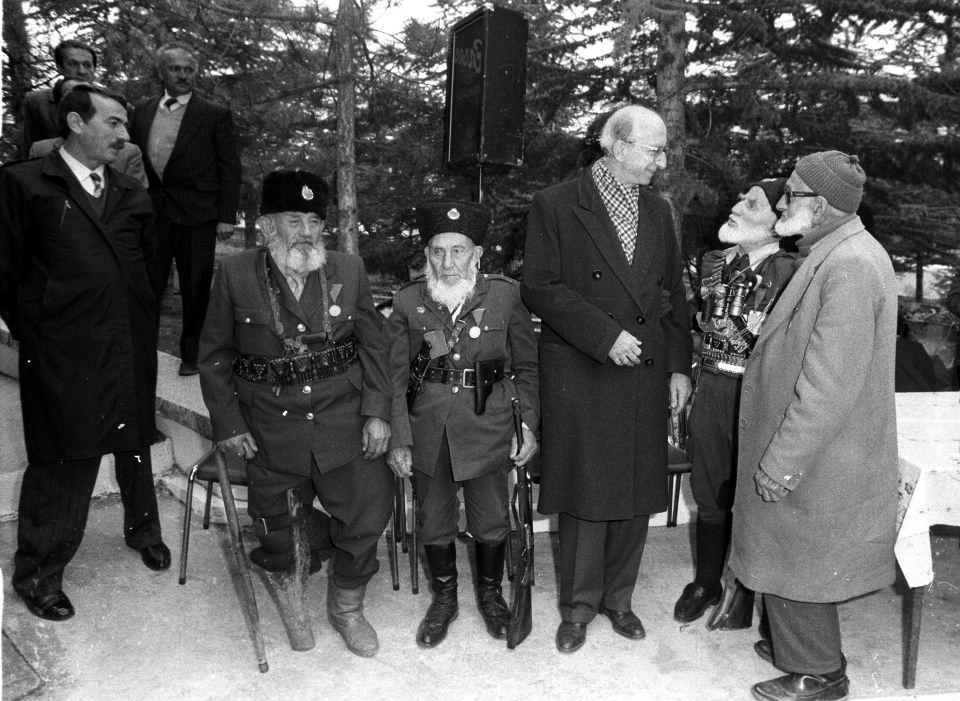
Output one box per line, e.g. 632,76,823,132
297,323,306,332
306,412,314,420
451,386,460,394
302,385,312,394
592,270,602,280
644,358,654,366
636,316,645,325
244,317,251,323
453,353,461,361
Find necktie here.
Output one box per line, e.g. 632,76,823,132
619,186,639,262
730,253,750,272
164,97,179,111
89,172,103,198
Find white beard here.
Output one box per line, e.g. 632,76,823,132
718,221,774,245
268,240,326,277
426,266,477,311
775,207,816,237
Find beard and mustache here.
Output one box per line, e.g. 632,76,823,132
426,263,478,311
774,206,816,238
267,239,327,278
718,220,775,245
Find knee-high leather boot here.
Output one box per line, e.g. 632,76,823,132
673,516,724,622
707,578,755,630
475,540,510,639
417,543,458,648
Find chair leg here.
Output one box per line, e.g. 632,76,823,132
202,479,214,529
904,584,926,688
398,477,409,554
216,451,269,672
667,473,682,528
387,478,401,592
410,487,419,595
178,462,200,585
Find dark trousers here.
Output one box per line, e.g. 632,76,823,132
246,452,393,589
412,431,510,546
557,512,650,623
763,593,843,674
14,450,162,597
149,210,217,365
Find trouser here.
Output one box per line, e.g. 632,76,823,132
14,450,162,597
688,371,741,585
148,209,217,365
763,593,843,674
412,430,510,546
246,451,393,589
557,512,650,623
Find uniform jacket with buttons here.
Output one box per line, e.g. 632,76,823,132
521,167,693,520
0,151,157,462
199,247,391,476
729,218,898,602
388,274,539,481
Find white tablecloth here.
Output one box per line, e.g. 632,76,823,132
894,392,960,588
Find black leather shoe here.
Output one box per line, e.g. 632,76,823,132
555,621,587,653
139,542,171,571
178,361,199,376
22,590,75,621
673,581,721,623
598,605,646,639
751,669,849,701
755,639,774,664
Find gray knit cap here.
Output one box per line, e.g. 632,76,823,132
794,151,866,213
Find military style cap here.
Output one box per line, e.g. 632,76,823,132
750,178,786,213
417,199,488,245
260,170,329,218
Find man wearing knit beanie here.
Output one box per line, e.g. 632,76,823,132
673,179,802,632
728,152,898,701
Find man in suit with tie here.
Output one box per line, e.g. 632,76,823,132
521,105,693,653
0,84,170,622
131,42,241,376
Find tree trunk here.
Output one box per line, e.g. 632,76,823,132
655,3,688,246
2,0,34,157
915,252,924,301
335,0,359,254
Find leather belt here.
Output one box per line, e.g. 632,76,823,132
423,364,504,389
233,339,357,386
699,346,747,377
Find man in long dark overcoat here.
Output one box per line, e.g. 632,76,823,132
729,152,898,701
199,170,393,657
521,105,693,653
0,85,169,622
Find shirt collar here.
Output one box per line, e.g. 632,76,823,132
162,91,192,108
58,146,105,184
728,240,781,266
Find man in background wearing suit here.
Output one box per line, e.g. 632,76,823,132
20,39,98,157
131,42,241,376
521,105,693,653
1,85,170,622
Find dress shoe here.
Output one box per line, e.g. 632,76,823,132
751,669,849,701
598,605,646,639
22,590,75,621
555,621,587,653
755,639,774,664
178,361,199,376
673,581,721,623
138,542,171,571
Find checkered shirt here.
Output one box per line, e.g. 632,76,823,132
592,159,640,263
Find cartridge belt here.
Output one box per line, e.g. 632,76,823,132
699,344,748,378
423,363,504,389
233,339,357,385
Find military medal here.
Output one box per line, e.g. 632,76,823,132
329,304,341,317
469,326,481,338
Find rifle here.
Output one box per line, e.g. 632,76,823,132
507,398,534,649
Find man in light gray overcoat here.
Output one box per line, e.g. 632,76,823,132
729,151,898,701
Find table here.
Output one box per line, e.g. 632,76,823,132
894,392,960,688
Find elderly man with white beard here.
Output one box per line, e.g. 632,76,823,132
387,200,539,648
673,179,802,630
729,152,898,701
199,170,394,658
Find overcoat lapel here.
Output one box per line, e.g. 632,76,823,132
632,191,659,276
42,152,105,236
135,97,160,174
167,97,202,168
572,171,645,309
753,221,864,349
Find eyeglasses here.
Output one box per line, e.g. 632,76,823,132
623,141,668,157
784,190,819,205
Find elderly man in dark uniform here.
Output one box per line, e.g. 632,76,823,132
730,152,898,701
673,178,801,629
386,200,539,648
199,170,394,658
521,105,693,653
1,84,169,622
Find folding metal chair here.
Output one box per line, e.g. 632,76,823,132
667,408,693,527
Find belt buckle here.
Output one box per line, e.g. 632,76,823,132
461,369,475,388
